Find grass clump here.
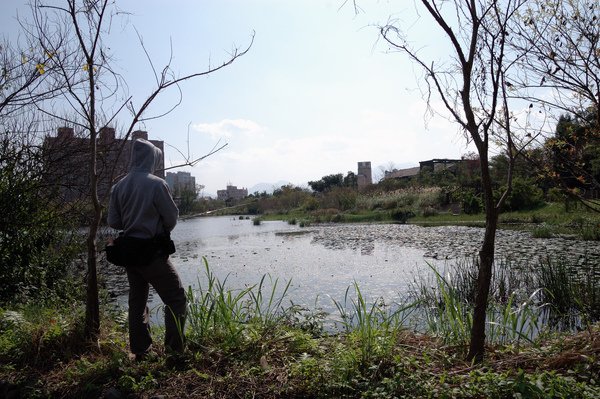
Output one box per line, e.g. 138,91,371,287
532,224,553,238
1,260,599,398
186,258,293,353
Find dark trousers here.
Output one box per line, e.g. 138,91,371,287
126,256,187,355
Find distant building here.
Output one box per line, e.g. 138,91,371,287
384,167,421,180
357,161,372,190
383,159,464,182
419,158,463,173
43,127,164,202
166,171,196,195
217,185,248,201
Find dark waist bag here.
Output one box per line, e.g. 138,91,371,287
105,233,176,267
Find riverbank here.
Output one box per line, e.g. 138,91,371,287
3,205,598,397
1,299,599,398
254,202,600,240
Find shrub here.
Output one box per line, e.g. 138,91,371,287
299,220,312,227
0,148,83,304
416,187,444,209
390,207,414,223
331,213,343,223
422,206,438,217
501,177,545,211
581,224,600,241
532,225,553,238
302,196,319,211
546,187,566,203
320,187,357,211
461,189,482,214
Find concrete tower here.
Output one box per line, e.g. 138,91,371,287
357,161,372,189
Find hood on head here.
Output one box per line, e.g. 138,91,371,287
130,138,162,173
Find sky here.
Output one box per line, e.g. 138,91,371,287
1,0,475,196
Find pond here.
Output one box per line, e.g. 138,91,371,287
102,216,600,326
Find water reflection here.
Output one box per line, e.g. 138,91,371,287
101,216,599,332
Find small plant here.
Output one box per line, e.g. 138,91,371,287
0,305,86,367
421,206,438,217
332,282,415,366
186,258,292,352
389,207,414,223
532,225,553,238
253,217,262,226
530,213,544,223
288,218,297,225
461,189,482,214
331,213,343,223
581,224,600,241
417,265,472,345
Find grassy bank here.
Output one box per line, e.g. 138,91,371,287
255,202,600,240
1,260,599,398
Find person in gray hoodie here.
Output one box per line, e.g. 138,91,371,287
108,138,186,359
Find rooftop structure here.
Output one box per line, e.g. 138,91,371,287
384,166,421,180
383,159,465,181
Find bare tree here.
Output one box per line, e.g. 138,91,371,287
22,0,251,338
509,0,599,125
507,0,600,210
379,0,527,361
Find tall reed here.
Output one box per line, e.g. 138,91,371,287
414,264,472,345
412,262,545,346
332,282,416,365
185,257,291,351
537,256,600,330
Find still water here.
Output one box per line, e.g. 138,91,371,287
104,215,599,319
106,216,444,315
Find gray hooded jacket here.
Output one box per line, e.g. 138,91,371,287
108,139,178,239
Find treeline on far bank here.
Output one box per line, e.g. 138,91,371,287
181,156,599,240
180,111,600,231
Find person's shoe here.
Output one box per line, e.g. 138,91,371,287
130,349,158,363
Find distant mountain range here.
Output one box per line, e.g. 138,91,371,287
248,181,292,194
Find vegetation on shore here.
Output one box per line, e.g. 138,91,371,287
3,136,599,397
207,193,600,242
183,146,600,241
1,259,599,398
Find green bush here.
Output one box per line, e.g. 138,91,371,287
390,207,414,223
0,145,82,304
302,196,319,211
421,206,438,217
501,177,545,211
532,225,553,238
0,306,86,367
581,224,600,241
461,189,482,214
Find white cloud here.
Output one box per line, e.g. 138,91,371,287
192,119,266,140
186,105,474,195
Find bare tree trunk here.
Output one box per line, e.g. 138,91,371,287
467,155,499,361
84,226,100,338
84,125,101,339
